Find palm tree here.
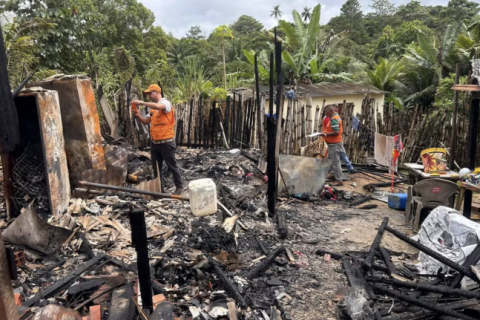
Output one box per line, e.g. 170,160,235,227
301,7,311,22
359,57,404,92
212,25,234,89
456,20,480,59
271,5,283,22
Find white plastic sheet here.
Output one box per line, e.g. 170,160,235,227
415,206,480,284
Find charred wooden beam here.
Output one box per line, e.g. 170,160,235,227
450,241,480,288
367,276,480,299
23,253,105,307
208,255,247,309
350,195,371,207
385,225,479,282
248,247,285,280
267,51,276,215
363,180,409,192
379,247,397,275
277,210,288,240
129,207,153,312
255,236,270,255
373,284,478,320
383,298,479,320
364,218,389,270
315,249,389,273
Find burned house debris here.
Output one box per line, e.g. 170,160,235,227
2,25,480,320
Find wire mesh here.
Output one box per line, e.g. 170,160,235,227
12,143,49,213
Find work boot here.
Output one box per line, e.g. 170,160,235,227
173,187,184,196
327,174,336,181
348,169,357,174
330,181,344,187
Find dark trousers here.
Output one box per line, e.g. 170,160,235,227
151,141,183,189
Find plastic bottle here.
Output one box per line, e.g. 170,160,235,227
188,178,218,216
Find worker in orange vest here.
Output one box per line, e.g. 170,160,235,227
319,105,345,186
132,84,183,195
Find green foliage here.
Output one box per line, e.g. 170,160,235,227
186,26,204,40
434,73,467,110
358,57,404,92
210,87,228,101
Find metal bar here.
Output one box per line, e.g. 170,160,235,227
372,284,478,320
385,225,479,282
129,207,153,312
364,218,389,270
78,181,189,201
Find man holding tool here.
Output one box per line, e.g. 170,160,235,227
320,105,346,186
132,84,183,195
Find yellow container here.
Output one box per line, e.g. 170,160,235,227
421,148,447,173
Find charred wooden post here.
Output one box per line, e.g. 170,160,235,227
267,51,276,215
464,93,480,219
274,31,284,193
385,225,479,282
254,54,263,150
353,263,377,300
255,236,270,255
372,284,478,320
231,93,236,147
237,95,243,147
208,255,247,309
212,101,217,149
367,277,480,299
129,207,153,313
248,247,285,280
449,64,460,169
450,241,480,288
187,98,194,147
225,95,231,141
363,217,389,270
199,96,204,146
379,247,397,275
277,210,288,239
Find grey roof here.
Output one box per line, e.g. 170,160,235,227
230,82,388,98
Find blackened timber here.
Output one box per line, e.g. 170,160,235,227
385,225,479,282
350,195,371,207
187,99,194,147
248,247,285,279
12,69,37,98
342,258,361,289
372,284,478,320
364,217,389,270
315,249,389,273
274,31,284,195
23,253,106,307
379,246,397,275
267,52,276,215
237,95,243,147
129,207,153,312
255,236,270,255
212,102,217,149
225,96,231,141
450,241,480,288
367,277,480,299
254,53,262,150
107,284,136,320
231,93,236,147
354,263,377,300
277,210,288,239
199,95,203,145
208,255,247,309
150,302,174,320
464,94,480,219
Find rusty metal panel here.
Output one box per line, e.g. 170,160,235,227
34,91,71,215
28,76,106,182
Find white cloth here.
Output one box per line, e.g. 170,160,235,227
374,132,397,171
148,98,171,116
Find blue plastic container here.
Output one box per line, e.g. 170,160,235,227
388,193,408,210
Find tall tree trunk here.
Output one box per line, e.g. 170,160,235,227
222,42,227,89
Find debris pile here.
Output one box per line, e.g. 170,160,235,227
321,216,480,320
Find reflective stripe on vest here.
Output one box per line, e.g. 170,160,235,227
150,107,175,141
324,114,343,144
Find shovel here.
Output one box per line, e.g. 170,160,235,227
2,202,72,255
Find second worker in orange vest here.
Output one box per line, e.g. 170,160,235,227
133,84,183,195
320,104,346,186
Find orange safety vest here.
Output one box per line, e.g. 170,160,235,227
150,107,175,141
324,114,343,144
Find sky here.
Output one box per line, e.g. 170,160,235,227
140,0,450,38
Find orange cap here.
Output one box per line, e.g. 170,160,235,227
144,84,161,93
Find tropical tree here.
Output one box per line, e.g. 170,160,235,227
212,25,234,89
301,7,312,22
358,57,404,92
271,5,283,22
175,57,213,102
456,19,480,59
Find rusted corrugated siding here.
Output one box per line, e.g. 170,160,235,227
29,78,106,182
